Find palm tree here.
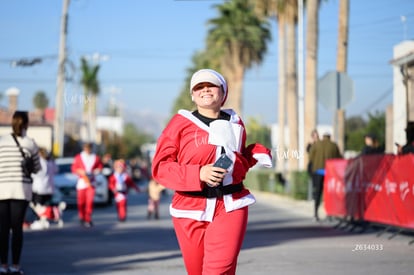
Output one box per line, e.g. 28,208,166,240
252,0,299,171
336,0,349,153
285,0,299,171
304,0,320,168
207,0,271,116
252,0,287,172
80,57,100,142
33,90,49,122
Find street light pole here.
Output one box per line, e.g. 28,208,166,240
53,0,70,157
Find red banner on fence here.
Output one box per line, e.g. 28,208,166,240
324,154,414,229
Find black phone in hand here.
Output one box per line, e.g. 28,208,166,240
213,154,233,169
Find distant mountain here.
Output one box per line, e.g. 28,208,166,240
123,109,169,138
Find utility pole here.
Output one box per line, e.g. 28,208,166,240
335,0,349,154
53,0,70,157
297,0,305,170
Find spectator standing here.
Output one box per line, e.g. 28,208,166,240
71,143,103,227
0,111,41,275
308,132,342,221
306,129,320,175
152,69,272,275
306,129,320,153
398,121,414,154
108,159,140,222
147,178,165,220
361,133,384,155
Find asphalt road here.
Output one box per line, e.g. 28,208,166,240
21,190,414,275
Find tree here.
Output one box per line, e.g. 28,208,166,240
345,116,366,152
304,0,320,168
101,123,155,159
80,57,100,142
245,117,272,149
345,111,385,152
365,111,386,147
33,90,49,122
207,0,271,116
252,0,299,171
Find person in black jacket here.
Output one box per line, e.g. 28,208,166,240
398,122,414,154
361,133,384,155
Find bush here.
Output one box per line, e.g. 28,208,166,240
244,169,310,200
288,171,310,200
244,169,284,194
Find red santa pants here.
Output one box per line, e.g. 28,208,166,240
77,187,95,222
115,193,127,221
172,198,248,275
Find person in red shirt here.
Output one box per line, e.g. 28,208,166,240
152,69,272,275
108,159,140,222
71,142,103,227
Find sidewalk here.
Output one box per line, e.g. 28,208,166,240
252,190,326,219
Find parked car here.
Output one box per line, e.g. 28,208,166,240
53,157,112,206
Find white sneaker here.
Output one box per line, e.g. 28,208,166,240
42,219,50,229
30,220,44,230
58,201,67,211
30,219,50,230
57,219,64,228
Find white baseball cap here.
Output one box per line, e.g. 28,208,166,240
190,69,228,105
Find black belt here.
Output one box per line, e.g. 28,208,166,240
180,183,243,198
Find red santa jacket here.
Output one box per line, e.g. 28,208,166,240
71,152,103,189
152,109,272,222
108,172,139,194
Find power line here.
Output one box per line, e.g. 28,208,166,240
0,55,58,65
358,86,393,115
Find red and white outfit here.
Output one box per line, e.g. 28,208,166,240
71,152,102,223
108,170,139,221
152,109,272,275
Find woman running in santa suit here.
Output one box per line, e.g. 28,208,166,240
152,69,272,275
71,142,103,227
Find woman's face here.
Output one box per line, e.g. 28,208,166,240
192,82,224,110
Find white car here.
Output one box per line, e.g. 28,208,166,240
53,157,112,206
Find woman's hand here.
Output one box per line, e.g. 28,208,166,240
200,164,227,187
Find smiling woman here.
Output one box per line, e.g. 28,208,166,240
152,68,272,274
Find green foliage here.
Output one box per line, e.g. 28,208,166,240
365,111,386,144
245,169,310,200
345,111,386,151
101,123,155,159
172,0,271,116
207,0,271,68
245,117,272,149
244,169,282,193
80,57,100,95
33,90,49,110
288,171,309,200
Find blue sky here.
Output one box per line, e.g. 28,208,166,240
1,0,414,134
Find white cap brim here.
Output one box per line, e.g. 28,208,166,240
190,70,222,91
